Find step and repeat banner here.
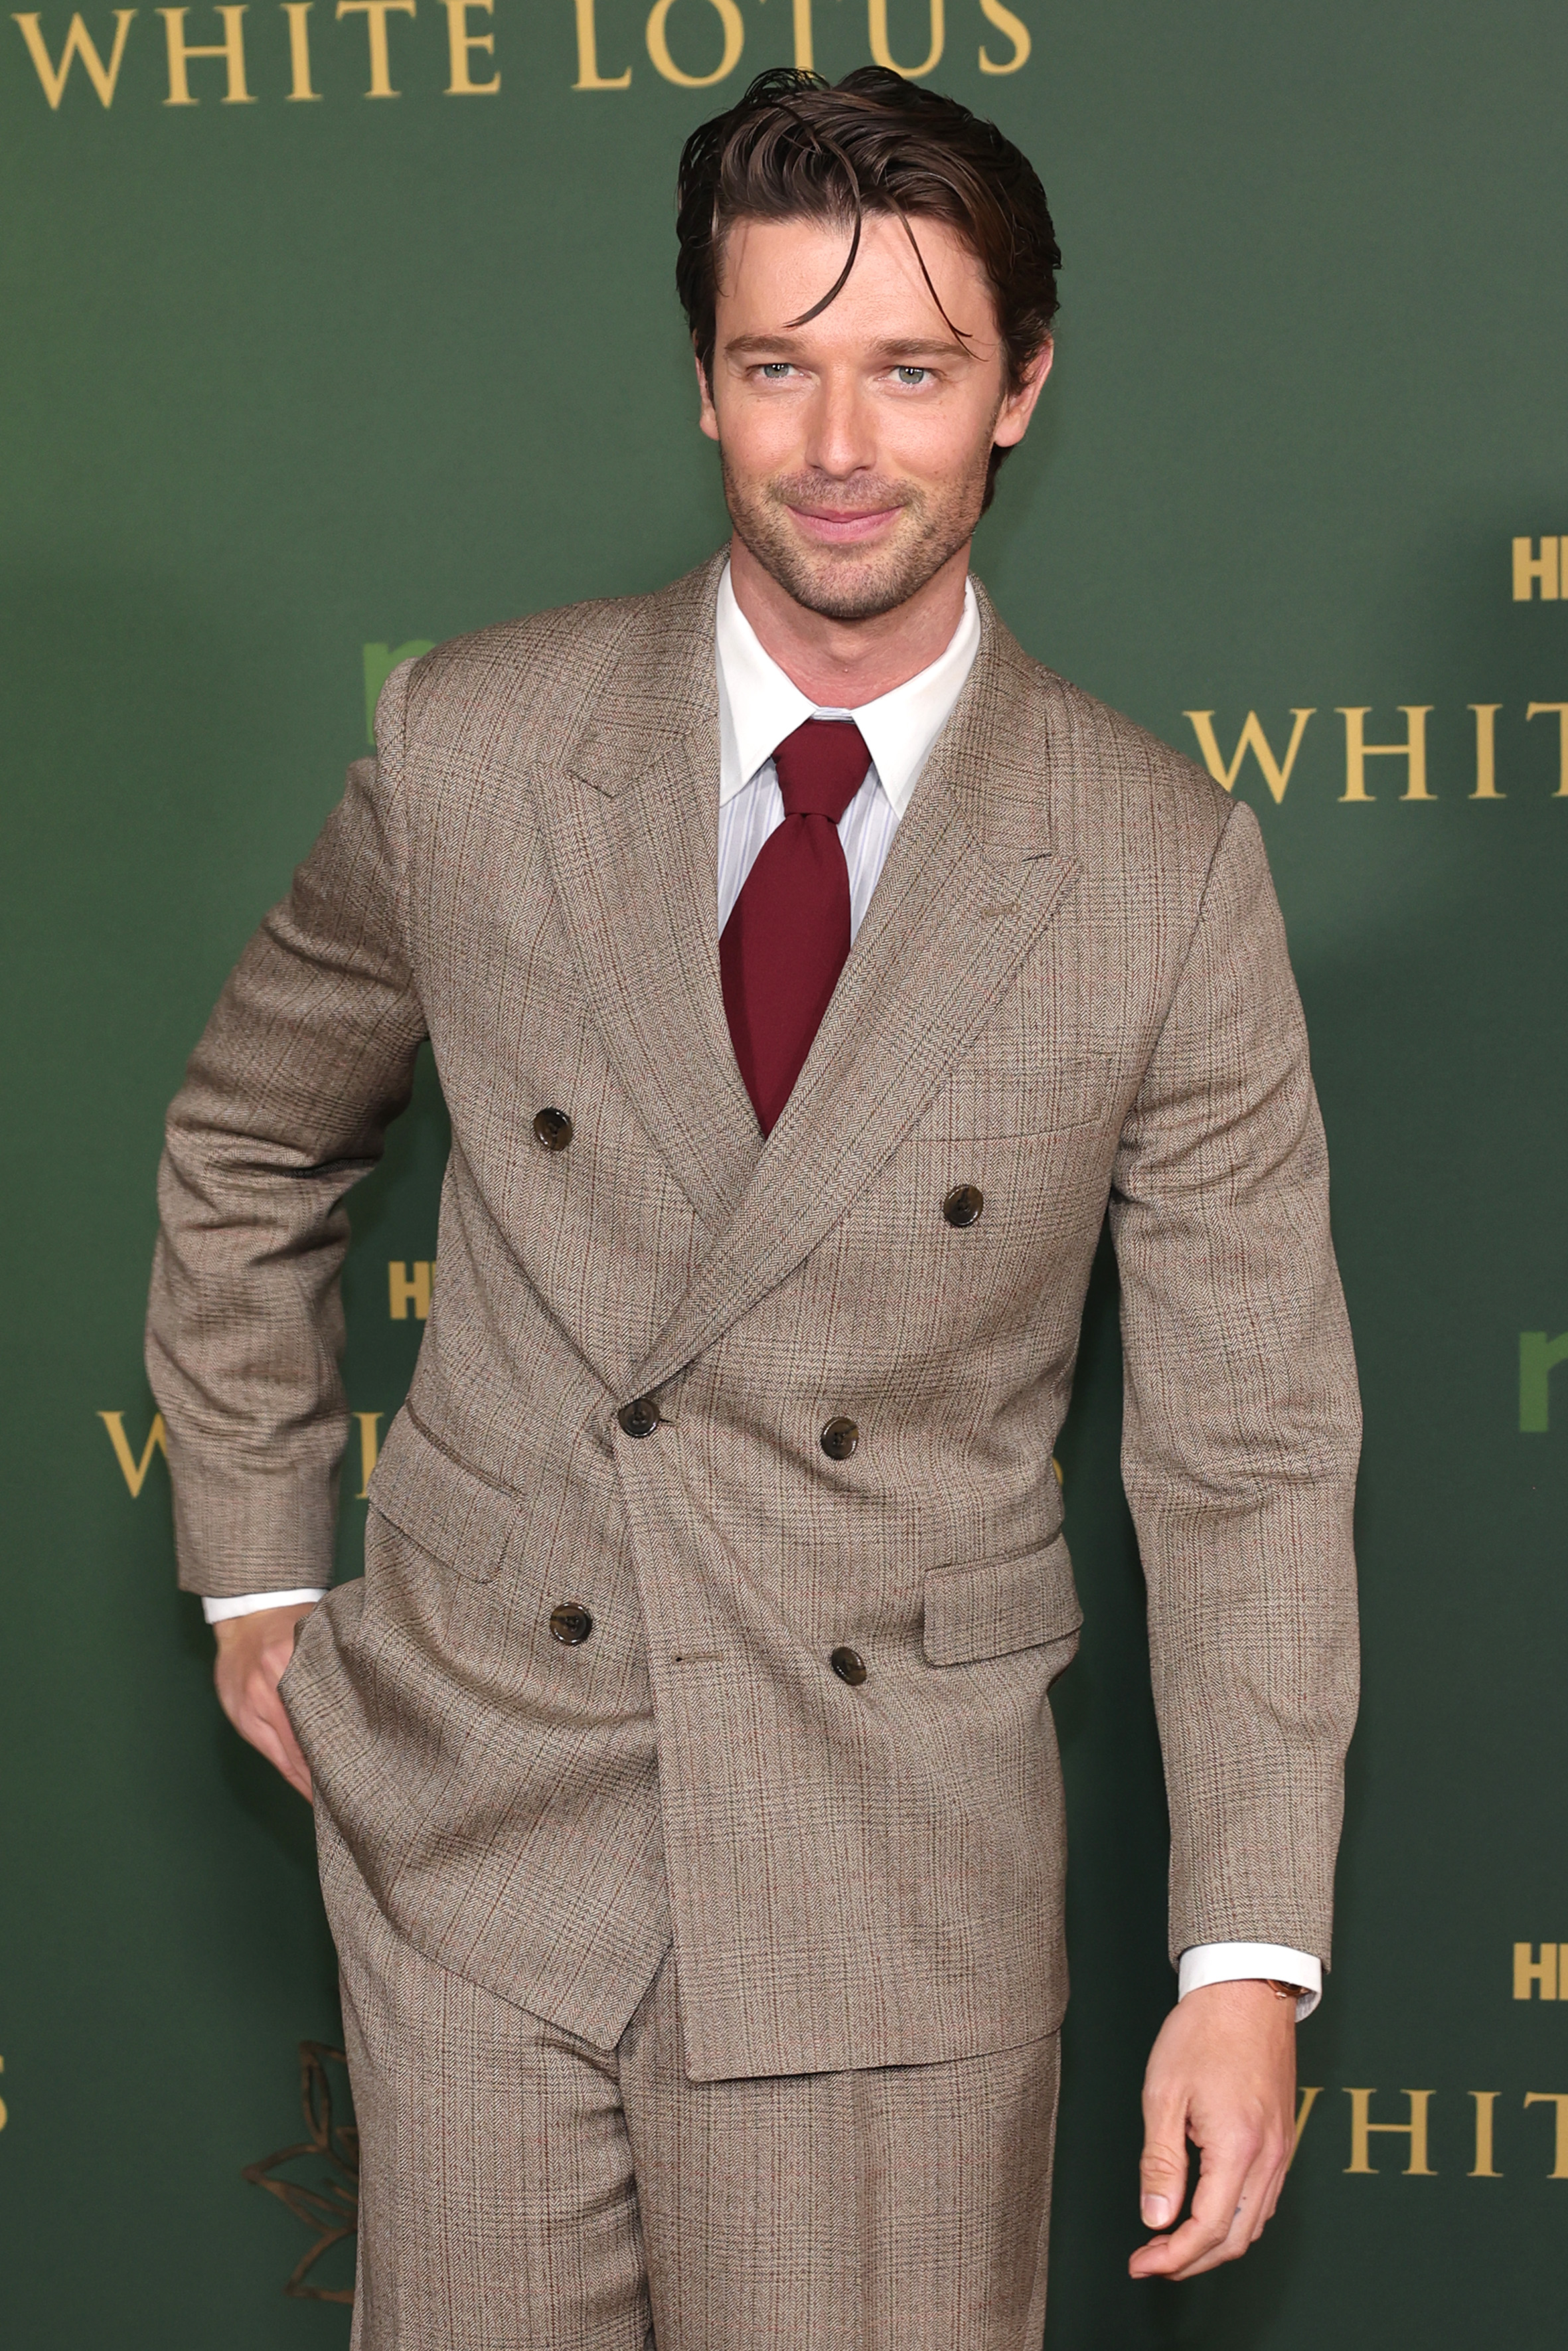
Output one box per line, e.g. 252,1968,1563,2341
2,2,1563,2341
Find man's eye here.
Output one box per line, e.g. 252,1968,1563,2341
759,363,793,380
894,366,930,386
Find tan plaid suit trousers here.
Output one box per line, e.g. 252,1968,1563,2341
147,554,1359,2344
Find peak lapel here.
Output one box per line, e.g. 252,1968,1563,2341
538,556,761,1237
631,598,1079,1400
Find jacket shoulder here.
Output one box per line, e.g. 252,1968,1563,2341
390,556,722,769
988,618,1229,852
1045,665,1230,827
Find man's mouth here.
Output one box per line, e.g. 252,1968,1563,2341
785,502,905,546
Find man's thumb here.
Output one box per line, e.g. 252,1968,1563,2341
1139,2131,1188,2228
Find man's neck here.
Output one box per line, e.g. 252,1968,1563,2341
727,534,971,709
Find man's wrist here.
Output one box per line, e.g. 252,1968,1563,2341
202,1588,327,1625
1178,1943,1322,2021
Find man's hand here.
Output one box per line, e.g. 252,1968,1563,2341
1129,1979,1296,2281
212,1603,317,1800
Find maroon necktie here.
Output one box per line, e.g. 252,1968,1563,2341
720,718,871,1136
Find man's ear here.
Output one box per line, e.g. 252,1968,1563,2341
696,346,720,444
992,335,1054,451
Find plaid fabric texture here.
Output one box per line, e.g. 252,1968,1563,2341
325,1813,1059,2351
148,552,1360,2083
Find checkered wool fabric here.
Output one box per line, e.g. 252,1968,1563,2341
324,1811,1058,2351
148,552,1360,2086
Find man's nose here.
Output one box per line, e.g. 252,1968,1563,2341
803,375,877,479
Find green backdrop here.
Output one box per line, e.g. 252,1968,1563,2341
3,2,1565,2340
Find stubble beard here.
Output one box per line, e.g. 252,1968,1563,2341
720,449,990,623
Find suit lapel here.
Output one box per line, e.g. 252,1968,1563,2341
537,556,762,1236
631,600,1079,1400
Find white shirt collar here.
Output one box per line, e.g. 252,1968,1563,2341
716,562,980,820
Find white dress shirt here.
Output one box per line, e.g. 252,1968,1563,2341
716,560,982,941
208,566,1321,2018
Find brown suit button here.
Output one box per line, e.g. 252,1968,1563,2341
533,1106,573,1151
618,1396,660,1438
820,1418,858,1461
942,1183,984,1228
549,1601,593,1645
830,1646,867,1686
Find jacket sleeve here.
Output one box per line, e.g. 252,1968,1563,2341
145,660,428,1599
1108,794,1361,1969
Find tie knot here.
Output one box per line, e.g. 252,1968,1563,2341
772,719,870,825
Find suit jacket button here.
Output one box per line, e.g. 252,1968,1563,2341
942,1183,984,1228
618,1396,660,1438
820,1417,858,1461
550,1601,593,1645
830,1645,867,1686
533,1106,573,1151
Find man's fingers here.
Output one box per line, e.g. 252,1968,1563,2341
243,1707,314,1799
1129,2178,1241,2277
1245,2139,1291,2244
1235,2119,1293,2247
220,1661,313,1797
1136,2133,1289,2279
1180,2178,1258,2276
1131,2134,1253,2279
1132,2206,1249,2279
243,1682,313,1799
1138,2118,1190,2229
212,1603,316,1797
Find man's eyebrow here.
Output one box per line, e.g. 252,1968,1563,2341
722,332,975,361
872,335,973,361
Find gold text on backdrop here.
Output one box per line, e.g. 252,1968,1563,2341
12,5,132,99
97,1410,168,1497
1269,2085,1568,2178
1514,1944,1568,1997
1514,536,1567,600
10,0,1035,102
1184,709,1314,804
1186,704,1568,803
387,1261,433,1320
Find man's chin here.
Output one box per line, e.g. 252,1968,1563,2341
741,531,949,625
780,568,920,624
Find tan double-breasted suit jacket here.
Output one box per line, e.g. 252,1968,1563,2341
147,554,1360,2084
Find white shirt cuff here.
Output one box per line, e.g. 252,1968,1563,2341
1178,1942,1322,2020
201,1588,327,1624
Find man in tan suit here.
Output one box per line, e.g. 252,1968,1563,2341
148,66,1359,2350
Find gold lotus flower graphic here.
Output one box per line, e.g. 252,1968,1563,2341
243,2042,359,2303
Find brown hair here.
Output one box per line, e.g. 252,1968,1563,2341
675,67,1061,501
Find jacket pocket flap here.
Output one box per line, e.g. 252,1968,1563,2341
366,1408,522,1582
923,1536,1083,1665
936,1050,1115,1141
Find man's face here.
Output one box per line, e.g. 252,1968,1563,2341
698,210,1050,623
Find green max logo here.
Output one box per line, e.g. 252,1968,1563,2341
1520,1331,1568,1432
